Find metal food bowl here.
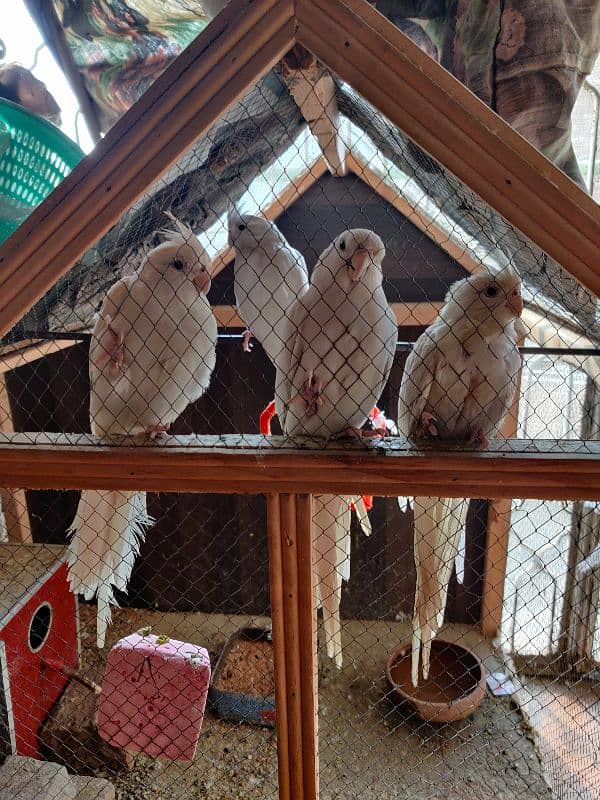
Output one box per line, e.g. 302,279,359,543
386,638,487,723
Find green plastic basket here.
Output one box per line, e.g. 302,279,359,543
0,98,85,244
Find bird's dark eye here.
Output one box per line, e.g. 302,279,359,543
339,239,346,251
485,285,498,297
238,223,246,231
173,259,185,271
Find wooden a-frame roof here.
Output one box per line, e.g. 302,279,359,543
0,0,598,347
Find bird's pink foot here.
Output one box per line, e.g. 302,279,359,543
300,369,323,417
418,411,438,437
468,427,489,449
242,330,254,353
144,423,171,440
93,319,125,375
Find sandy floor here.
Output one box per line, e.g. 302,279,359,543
54,604,553,800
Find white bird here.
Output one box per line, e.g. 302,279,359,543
67,213,218,648
229,211,308,371
397,266,523,686
278,229,398,667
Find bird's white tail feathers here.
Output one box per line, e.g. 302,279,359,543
67,489,153,648
411,496,469,686
313,494,349,669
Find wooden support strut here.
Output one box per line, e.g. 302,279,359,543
267,493,318,800
480,359,523,638
0,376,32,543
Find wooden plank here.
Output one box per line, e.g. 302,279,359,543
266,494,291,800
0,433,599,500
0,339,83,375
296,0,600,299
295,493,319,800
480,336,524,637
0,376,31,543
213,301,440,327
0,0,296,339
280,494,304,798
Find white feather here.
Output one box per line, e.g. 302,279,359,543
278,229,397,668
68,214,217,647
398,267,523,685
230,212,308,374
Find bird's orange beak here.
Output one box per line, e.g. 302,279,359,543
349,248,369,281
506,288,523,317
193,269,211,294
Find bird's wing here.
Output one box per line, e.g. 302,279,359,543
397,332,439,512
397,332,439,437
234,233,308,372
367,307,398,415
89,276,135,375
274,297,311,430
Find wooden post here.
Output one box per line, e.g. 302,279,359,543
267,493,318,800
0,375,32,543
481,354,524,637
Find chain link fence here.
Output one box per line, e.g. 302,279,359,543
0,51,598,800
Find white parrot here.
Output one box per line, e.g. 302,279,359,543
397,266,523,686
67,213,218,648
277,229,398,667
228,212,373,534
229,211,308,366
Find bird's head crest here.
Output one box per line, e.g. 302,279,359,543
144,211,213,294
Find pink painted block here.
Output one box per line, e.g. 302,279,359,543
98,632,211,761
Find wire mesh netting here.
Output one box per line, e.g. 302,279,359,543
0,47,599,800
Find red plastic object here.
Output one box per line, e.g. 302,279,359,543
0,560,79,758
98,632,211,761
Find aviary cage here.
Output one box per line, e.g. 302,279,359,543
0,2,599,799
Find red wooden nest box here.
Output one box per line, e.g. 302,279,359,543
0,544,79,760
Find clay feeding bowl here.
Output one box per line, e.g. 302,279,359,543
386,639,487,723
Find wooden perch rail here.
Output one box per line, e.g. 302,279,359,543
1,433,600,500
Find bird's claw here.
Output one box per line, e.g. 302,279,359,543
242,330,254,353
333,426,386,440
418,412,438,437
468,427,489,449
144,423,171,440
300,369,323,417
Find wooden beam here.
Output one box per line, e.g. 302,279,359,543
266,494,291,800
267,493,318,800
0,0,296,339
213,302,440,328
0,433,600,500
0,338,83,375
0,377,32,543
296,0,600,300
281,44,346,176
480,350,524,637
295,493,318,800
347,154,482,276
